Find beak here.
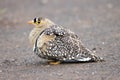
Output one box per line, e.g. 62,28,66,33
27,20,34,24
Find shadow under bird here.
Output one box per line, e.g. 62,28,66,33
28,17,104,64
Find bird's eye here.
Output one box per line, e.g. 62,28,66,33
34,17,42,24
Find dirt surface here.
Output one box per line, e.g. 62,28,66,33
0,0,120,80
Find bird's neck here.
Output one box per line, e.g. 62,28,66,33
29,27,47,46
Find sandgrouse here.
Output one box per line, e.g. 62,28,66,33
28,17,103,64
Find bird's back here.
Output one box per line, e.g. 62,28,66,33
34,25,103,62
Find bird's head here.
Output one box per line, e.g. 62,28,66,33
28,17,55,28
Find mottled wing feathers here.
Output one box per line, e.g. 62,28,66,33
33,24,103,62
44,25,79,40
44,25,66,36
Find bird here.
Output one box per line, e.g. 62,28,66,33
28,17,104,64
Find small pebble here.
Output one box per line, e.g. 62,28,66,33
0,70,2,73
92,71,97,75
107,3,113,9
41,0,48,4
10,58,17,62
102,42,105,44
92,72,95,75
45,65,50,67
92,48,96,51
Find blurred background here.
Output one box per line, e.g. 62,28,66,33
0,0,120,80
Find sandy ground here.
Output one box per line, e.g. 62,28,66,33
0,0,120,80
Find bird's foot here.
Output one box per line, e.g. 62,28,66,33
48,61,61,65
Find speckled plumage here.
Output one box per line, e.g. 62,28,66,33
28,18,103,63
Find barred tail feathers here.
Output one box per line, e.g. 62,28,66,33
90,54,104,62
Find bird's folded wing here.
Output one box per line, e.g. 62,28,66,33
44,25,67,36
44,25,79,39
34,25,79,54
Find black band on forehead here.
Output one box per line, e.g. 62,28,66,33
34,18,36,23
